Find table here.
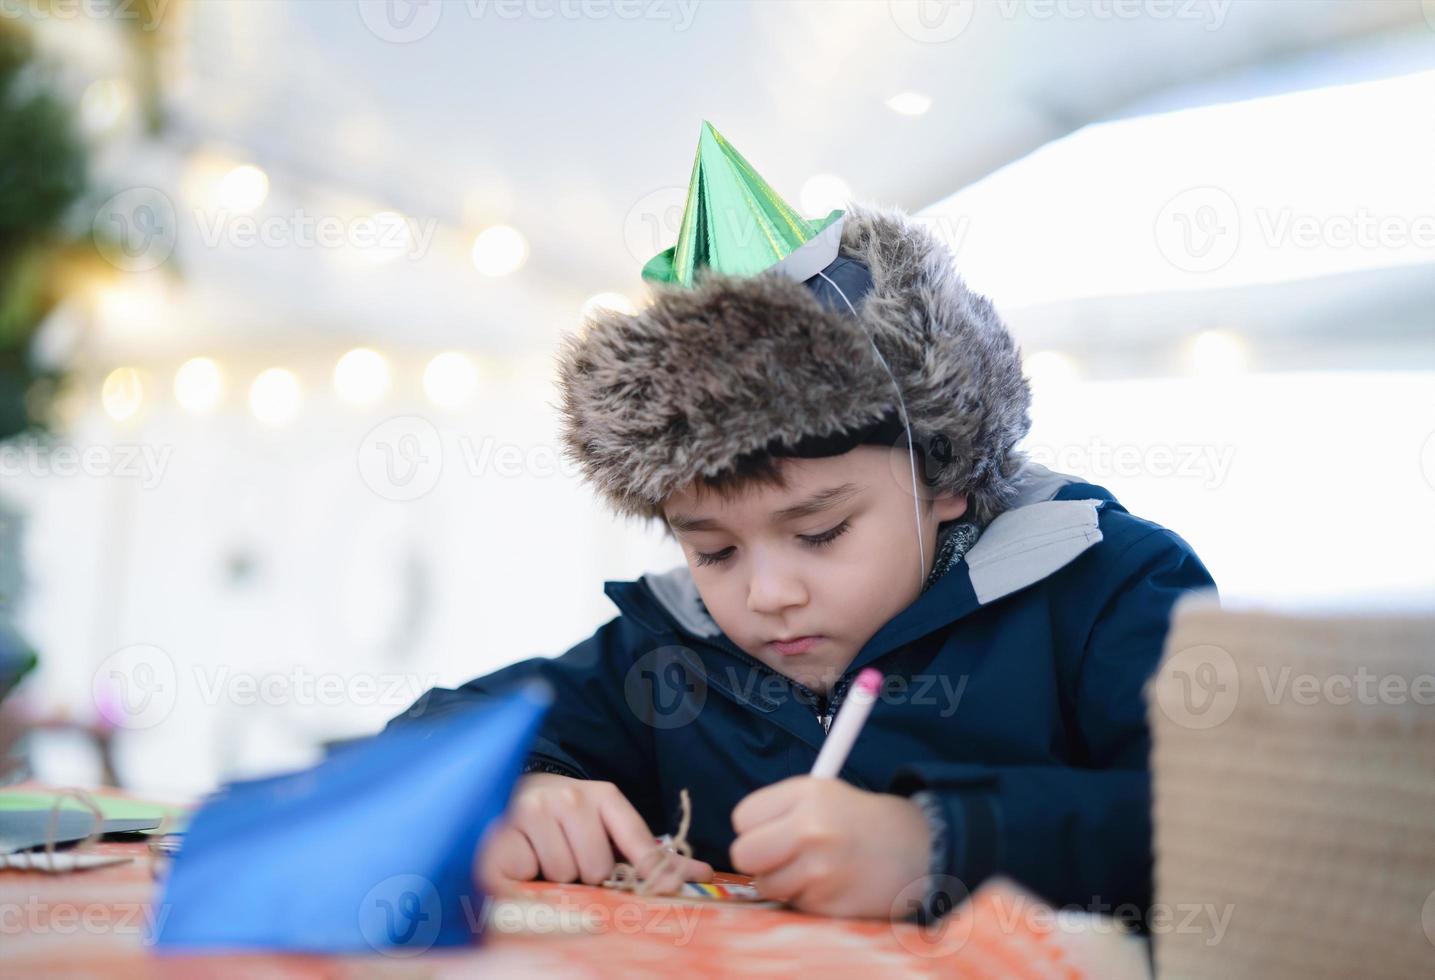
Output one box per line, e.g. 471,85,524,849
1,786,1146,978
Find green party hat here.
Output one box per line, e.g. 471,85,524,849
642,121,844,287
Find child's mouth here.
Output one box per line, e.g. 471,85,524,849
770,636,823,656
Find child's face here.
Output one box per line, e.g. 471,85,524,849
663,446,968,695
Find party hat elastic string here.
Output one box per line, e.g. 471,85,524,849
813,268,927,588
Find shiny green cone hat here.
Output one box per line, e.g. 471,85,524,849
641,120,845,287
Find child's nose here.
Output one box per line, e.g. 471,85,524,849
745,556,808,616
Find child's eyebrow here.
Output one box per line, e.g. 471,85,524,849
667,483,862,534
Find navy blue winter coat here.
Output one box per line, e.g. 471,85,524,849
387,465,1216,911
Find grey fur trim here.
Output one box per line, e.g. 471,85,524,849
556,202,1032,525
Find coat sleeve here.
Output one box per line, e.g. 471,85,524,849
384,613,663,824
890,526,1217,913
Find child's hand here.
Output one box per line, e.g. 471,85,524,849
477,773,714,893
730,776,932,918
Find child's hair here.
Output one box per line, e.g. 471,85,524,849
661,444,941,539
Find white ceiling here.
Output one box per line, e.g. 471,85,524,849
65,0,1431,359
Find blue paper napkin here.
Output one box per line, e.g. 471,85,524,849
153,680,549,954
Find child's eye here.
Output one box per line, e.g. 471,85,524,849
694,547,734,568
692,519,850,569
799,518,851,548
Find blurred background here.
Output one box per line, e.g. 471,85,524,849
0,0,1430,800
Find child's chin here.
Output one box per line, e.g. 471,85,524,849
760,653,848,694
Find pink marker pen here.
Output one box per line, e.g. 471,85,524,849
809,668,882,779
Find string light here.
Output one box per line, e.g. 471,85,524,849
249,368,302,425
471,225,528,276
333,348,391,406
100,367,144,422
174,357,224,414
423,352,479,409
217,164,269,212
80,79,132,133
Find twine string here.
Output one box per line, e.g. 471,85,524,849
603,788,692,896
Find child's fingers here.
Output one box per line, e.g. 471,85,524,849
640,853,687,896
731,777,803,834
634,849,715,897
681,857,715,882
519,812,581,883
729,818,800,876
476,823,539,891
594,785,664,869
751,852,820,904
587,785,712,889
556,803,619,885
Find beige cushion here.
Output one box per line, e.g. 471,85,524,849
1147,595,1435,979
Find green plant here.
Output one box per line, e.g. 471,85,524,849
0,20,89,441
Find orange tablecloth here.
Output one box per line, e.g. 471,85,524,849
0,780,1154,977
1,836,1151,979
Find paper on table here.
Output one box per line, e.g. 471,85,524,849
0,790,187,830
0,851,134,872
153,682,550,954
0,809,161,853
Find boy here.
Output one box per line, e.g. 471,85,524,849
387,123,1215,920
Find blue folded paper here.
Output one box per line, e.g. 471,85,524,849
153,681,550,954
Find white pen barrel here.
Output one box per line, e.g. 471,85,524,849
809,675,880,779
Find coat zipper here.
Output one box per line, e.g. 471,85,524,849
706,632,853,736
